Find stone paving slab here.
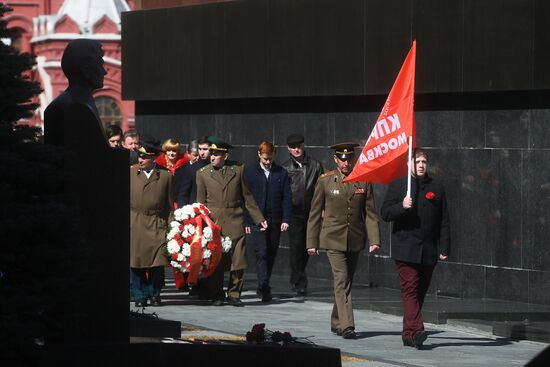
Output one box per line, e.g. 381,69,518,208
135,287,548,367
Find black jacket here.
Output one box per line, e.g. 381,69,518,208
244,162,292,226
281,153,324,215
173,158,209,207
380,175,450,265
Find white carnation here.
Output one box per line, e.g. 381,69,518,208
174,208,187,221
170,261,181,268
181,243,191,257
167,227,179,240
184,224,195,235
166,240,180,254
177,253,184,261
203,227,213,241
182,205,195,218
170,221,181,228
222,236,232,252
202,249,212,259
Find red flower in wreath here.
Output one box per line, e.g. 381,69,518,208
425,191,436,200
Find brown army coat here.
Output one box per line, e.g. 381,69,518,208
307,170,380,251
130,165,173,268
196,161,265,270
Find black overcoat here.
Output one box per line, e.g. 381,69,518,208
380,175,450,265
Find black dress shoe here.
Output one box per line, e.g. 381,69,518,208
331,327,343,336
261,290,272,302
134,299,147,308
226,296,244,307
341,327,356,339
150,296,162,307
403,331,427,349
413,331,427,348
177,284,190,292
295,288,307,297
211,298,225,306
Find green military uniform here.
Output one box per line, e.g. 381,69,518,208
307,143,380,337
196,138,265,304
130,164,172,269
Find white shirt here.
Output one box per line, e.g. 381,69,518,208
142,163,156,179
260,162,271,179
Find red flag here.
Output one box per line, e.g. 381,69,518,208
344,41,416,184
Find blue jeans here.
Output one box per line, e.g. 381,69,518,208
130,267,164,301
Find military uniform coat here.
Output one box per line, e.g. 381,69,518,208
130,165,173,268
196,161,265,270
307,170,380,251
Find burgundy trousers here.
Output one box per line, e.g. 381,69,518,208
395,261,435,340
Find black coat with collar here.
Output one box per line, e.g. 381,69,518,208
173,158,209,207
281,153,324,215
380,175,450,265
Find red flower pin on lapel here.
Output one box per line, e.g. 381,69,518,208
425,191,436,200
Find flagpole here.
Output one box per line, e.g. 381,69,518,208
406,136,412,197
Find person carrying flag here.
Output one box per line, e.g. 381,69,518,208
380,147,450,349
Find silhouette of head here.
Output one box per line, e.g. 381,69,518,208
61,39,106,90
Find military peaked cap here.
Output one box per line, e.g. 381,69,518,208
208,136,233,152
330,142,359,160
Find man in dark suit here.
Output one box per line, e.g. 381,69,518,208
173,136,210,207
380,147,450,349
122,129,140,165
307,143,380,339
244,141,292,302
172,136,210,294
196,137,267,306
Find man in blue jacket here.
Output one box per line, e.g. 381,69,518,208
245,141,292,302
380,147,450,349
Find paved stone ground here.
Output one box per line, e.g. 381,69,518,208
132,274,548,367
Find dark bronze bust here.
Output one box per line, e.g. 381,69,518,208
42,39,130,343
44,38,107,147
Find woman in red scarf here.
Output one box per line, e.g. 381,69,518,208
156,138,190,291
155,138,190,176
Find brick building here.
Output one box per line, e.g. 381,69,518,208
4,0,135,131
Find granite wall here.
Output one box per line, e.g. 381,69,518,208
123,0,550,305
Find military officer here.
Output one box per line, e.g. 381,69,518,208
196,137,267,306
130,136,173,307
307,143,380,339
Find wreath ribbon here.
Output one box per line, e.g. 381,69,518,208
201,214,223,279
187,215,203,284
